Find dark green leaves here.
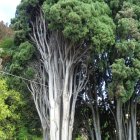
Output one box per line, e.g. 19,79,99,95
43,0,115,43
10,41,34,73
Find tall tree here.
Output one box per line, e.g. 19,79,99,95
108,1,140,140
11,0,115,139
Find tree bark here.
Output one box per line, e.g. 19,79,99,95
116,99,123,140
43,127,49,140
91,106,101,140
131,101,137,140
128,119,132,140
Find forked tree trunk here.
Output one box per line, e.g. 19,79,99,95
116,99,137,140
29,13,87,140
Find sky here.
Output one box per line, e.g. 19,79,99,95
0,0,21,24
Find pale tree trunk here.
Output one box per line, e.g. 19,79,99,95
91,106,101,140
116,99,124,140
131,101,137,140
28,65,50,140
29,12,87,140
124,100,137,140
96,107,101,140
43,128,49,140
128,119,132,140
61,68,71,140
116,99,138,140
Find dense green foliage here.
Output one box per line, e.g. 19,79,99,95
0,78,22,139
109,0,140,102
0,22,42,139
43,0,115,43
0,78,42,139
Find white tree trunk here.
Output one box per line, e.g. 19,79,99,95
43,128,49,140
62,99,70,140
29,13,87,140
116,99,137,140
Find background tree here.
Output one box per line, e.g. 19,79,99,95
0,77,22,139
0,20,42,139
0,21,13,41
107,1,140,140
